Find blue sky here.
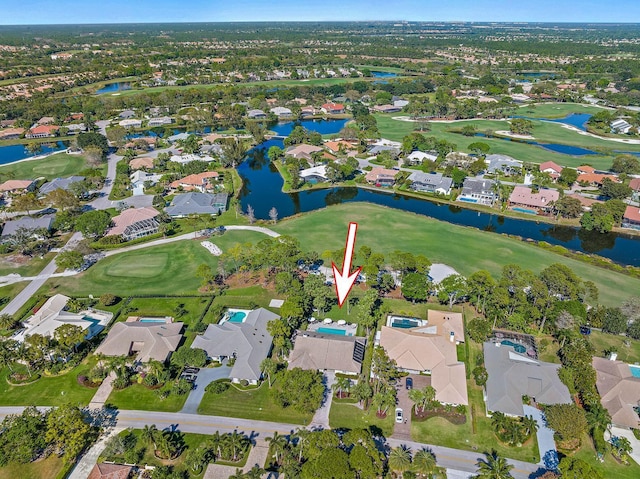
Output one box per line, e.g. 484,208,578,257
1,0,640,25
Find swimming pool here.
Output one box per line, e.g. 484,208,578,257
630,365,640,378
512,207,538,215
391,318,421,329
139,318,167,323
458,197,479,203
227,311,247,323
501,340,527,354
317,327,347,336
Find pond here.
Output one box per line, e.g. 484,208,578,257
371,71,398,78
237,120,640,267
512,113,592,132
96,82,132,94
0,141,69,166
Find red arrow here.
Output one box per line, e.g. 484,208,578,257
332,222,362,308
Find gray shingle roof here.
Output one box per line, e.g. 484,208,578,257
39,176,85,195
191,308,278,381
407,171,453,191
95,322,184,363
165,192,228,217
1,215,54,238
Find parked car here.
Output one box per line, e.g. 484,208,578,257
406,377,413,390
395,408,403,423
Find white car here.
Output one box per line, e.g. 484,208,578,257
395,408,403,423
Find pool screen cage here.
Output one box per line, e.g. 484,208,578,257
491,329,538,359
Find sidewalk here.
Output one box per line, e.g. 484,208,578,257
67,426,124,479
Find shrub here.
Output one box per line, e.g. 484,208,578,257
206,380,230,394
124,448,144,464
172,378,192,395
472,366,488,386
112,375,130,390
240,379,249,387
99,293,118,306
467,318,492,343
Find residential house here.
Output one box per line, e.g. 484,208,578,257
169,172,220,192
288,330,366,375
566,193,602,211
325,140,357,154
129,171,163,196
270,107,293,119
458,177,498,206
483,341,572,417
119,110,136,119
191,308,278,384
285,144,324,163
630,178,640,202
611,118,633,134
407,171,453,195
576,172,620,187
124,136,156,150
622,205,640,230
0,179,35,194
394,99,410,108
508,186,560,214
129,157,155,170
373,104,402,113
299,165,329,183
406,151,438,165
14,294,109,342
88,463,133,479
592,356,640,428
539,161,563,181
165,192,228,217
577,165,596,175
66,123,86,134
247,109,267,120
147,116,173,127
95,321,184,363
118,119,142,128
378,324,468,405
321,103,345,114
0,127,25,140
37,116,56,125
428,263,460,285
169,154,214,164
300,106,316,117
0,120,16,128
365,167,399,187
25,125,59,139
368,145,400,157
39,176,85,195
485,154,523,175
167,132,189,143
106,207,160,241
1,215,54,241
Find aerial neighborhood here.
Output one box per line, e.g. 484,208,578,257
1,18,640,479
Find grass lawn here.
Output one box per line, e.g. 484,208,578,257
44,231,268,296
106,383,189,413
515,102,609,119
0,356,98,407
0,456,63,479
589,330,640,363
0,281,27,311
329,402,395,437
273,202,640,306
0,153,87,180
568,432,640,479
125,296,211,324
0,252,55,277
198,382,312,425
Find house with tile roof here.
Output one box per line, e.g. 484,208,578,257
96,321,184,363
129,157,155,170
106,207,160,241
592,356,640,428
169,172,220,193
508,186,559,214
25,124,59,139
321,103,345,114
0,179,35,194
288,330,366,375
88,463,133,479
623,205,640,230
365,167,399,187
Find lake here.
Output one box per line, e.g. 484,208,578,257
0,141,69,166
512,113,592,131
237,120,640,267
371,71,398,78
96,82,132,94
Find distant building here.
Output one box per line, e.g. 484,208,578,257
118,119,142,128
611,118,633,134
321,103,345,114
373,104,402,113
406,151,438,165
508,186,560,214
247,109,267,119
25,125,59,139
285,144,324,163
0,128,25,140
270,106,293,118
407,171,453,195
485,154,523,175
165,192,228,217
365,167,398,187
457,177,497,206
147,116,173,127
39,176,85,195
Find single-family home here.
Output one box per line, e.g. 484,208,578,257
288,330,367,375
321,103,345,115
66,123,86,134
428,263,460,285
39,176,85,195
592,356,640,429
365,167,399,187
169,154,214,164
95,321,184,363
379,323,468,406
167,132,190,143
508,186,560,214
324,140,357,154
106,207,160,241
300,106,316,117
394,99,410,108
539,161,563,180
247,109,267,120
118,119,142,128
165,192,228,217
270,106,293,119
368,145,401,157
576,172,620,187
457,177,498,206
14,294,110,342
566,193,602,211
622,205,640,230
130,170,163,195
119,110,135,119
630,178,640,202
611,118,633,134
1,215,54,242
37,116,56,125
0,119,16,128
124,136,157,150
169,171,219,193
25,125,59,139
285,144,324,163
407,171,453,195
129,157,155,170
88,463,133,479
191,308,278,384
577,165,596,175
299,165,329,183
0,127,25,140
485,154,523,175
406,151,438,165
0,179,36,194
147,116,174,127
373,104,402,113
483,341,572,417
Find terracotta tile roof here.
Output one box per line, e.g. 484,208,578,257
169,171,219,190
577,165,596,174
539,161,563,174
365,167,398,183
629,178,640,191
593,357,640,428
624,205,640,223
567,193,602,207
129,157,155,170
508,186,560,208
28,125,59,135
0,179,33,192
577,173,620,185
106,207,159,236
88,463,133,479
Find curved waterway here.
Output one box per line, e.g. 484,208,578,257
238,120,640,267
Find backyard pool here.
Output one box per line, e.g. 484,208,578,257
139,317,168,323
630,365,640,378
501,340,527,354
317,327,347,336
512,207,538,215
223,308,251,324
391,318,421,329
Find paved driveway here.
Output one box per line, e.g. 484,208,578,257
180,365,232,414
523,405,559,470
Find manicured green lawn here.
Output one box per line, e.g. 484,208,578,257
44,231,267,296
569,432,640,479
0,356,97,407
0,455,63,479
329,402,395,437
198,382,312,425
589,330,640,363
515,102,609,119
0,153,87,180
0,252,55,277
0,282,27,312
126,296,211,324
106,383,189,413
273,203,640,306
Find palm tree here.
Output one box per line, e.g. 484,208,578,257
204,431,222,461
413,448,441,478
292,428,310,463
332,376,352,398
491,412,508,433
586,405,611,434
475,450,514,479
388,445,412,477
265,431,289,465
408,388,427,414
521,415,539,438
141,424,159,450
225,431,249,462
0,314,16,331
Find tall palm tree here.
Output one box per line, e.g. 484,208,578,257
586,405,611,433
388,445,412,477
521,415,539,438
408,388,427,414
141,424,159,449
413,448,441,478
332,376,352,398
292,428,310,463
204,431,222,461
475,450,514,479
491,412,508,433
265,431,289,465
